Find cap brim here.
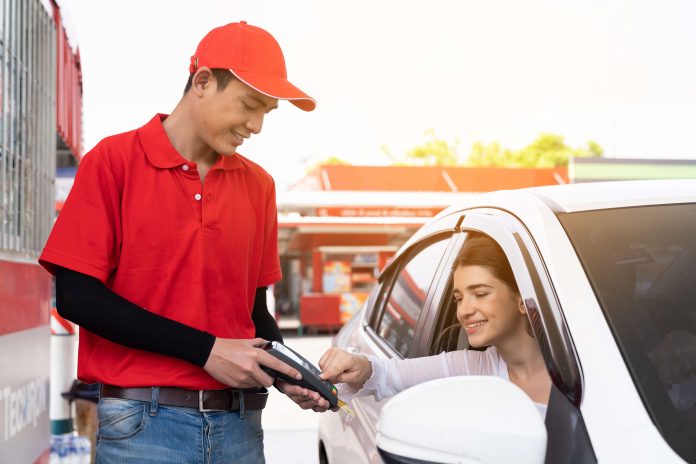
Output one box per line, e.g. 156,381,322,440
230,69,316,112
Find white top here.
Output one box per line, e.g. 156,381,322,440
338,347,548,417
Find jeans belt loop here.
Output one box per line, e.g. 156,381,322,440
238,390,246,419
150,387,159,417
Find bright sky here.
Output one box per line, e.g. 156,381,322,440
62,0,696,189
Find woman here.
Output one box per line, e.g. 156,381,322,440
318,233,552,415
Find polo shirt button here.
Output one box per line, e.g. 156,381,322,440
182,165,190,171
194,193,202,201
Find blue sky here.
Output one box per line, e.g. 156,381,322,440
61,0,696,189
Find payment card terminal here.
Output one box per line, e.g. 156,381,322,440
260,341,346,410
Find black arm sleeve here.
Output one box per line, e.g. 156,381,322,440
55,268,216,367
252,287,283,343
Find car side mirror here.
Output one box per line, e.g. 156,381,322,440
376,376,547,464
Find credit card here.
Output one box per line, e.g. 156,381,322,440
337,399,354,416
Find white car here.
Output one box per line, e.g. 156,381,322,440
318,180,696,464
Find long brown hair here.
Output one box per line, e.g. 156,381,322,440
452,232,520,295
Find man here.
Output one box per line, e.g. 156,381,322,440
40,21,329,463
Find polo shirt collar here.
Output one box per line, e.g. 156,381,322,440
138,114,243,171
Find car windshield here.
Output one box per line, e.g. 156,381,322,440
559,203,696,462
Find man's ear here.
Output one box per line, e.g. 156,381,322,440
191,67,214,96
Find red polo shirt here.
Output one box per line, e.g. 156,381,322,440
39,114,282,389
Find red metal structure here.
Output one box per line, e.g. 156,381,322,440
52,0,82,160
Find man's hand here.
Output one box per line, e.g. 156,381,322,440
275,381,337,413
319,347,372,390
203,338,302,388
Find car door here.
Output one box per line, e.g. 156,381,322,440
331,231,461,464
414,210,597,463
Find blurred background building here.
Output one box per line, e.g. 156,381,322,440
276,160,696,332
275,164,567,331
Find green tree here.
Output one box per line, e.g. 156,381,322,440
586,140,604,157
466,133,604,168
386,130,461,166
513,133,575,167
468,141,512,167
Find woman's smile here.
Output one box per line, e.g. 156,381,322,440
465,319,488,334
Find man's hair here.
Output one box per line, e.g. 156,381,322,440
184,69,236,94
452,232,520,294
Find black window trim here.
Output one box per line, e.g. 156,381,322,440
414,231,467,357
364,231,458,360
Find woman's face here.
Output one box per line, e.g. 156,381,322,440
453,265,526,348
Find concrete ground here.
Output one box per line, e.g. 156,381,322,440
262,334,334,464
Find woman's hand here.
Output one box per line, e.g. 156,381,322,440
319,347,372,390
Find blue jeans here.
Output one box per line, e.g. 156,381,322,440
95,389,265,463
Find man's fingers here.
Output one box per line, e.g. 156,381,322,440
279,383,307,397
250,367,275,388
257,350,302,380
299,400,316,410
312,404,331,413
250,338,269,348
280,382,332,412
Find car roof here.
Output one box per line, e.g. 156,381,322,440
388,180,696,266
526,179,696,213
434,179,696,217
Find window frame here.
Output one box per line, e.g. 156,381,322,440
364,231,458,359
469,210,583,402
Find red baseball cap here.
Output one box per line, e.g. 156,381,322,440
190,21,316,112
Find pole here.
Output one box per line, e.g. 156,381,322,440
49,307,76,434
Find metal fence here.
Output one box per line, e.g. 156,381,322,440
0,0,56,257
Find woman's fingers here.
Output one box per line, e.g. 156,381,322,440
319,350,353,380
319,348,340,370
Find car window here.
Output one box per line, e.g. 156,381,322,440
376,238,450,358
560,203,696,462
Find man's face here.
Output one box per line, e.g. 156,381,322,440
193,72,278,156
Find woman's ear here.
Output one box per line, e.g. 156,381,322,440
517,296,527,316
